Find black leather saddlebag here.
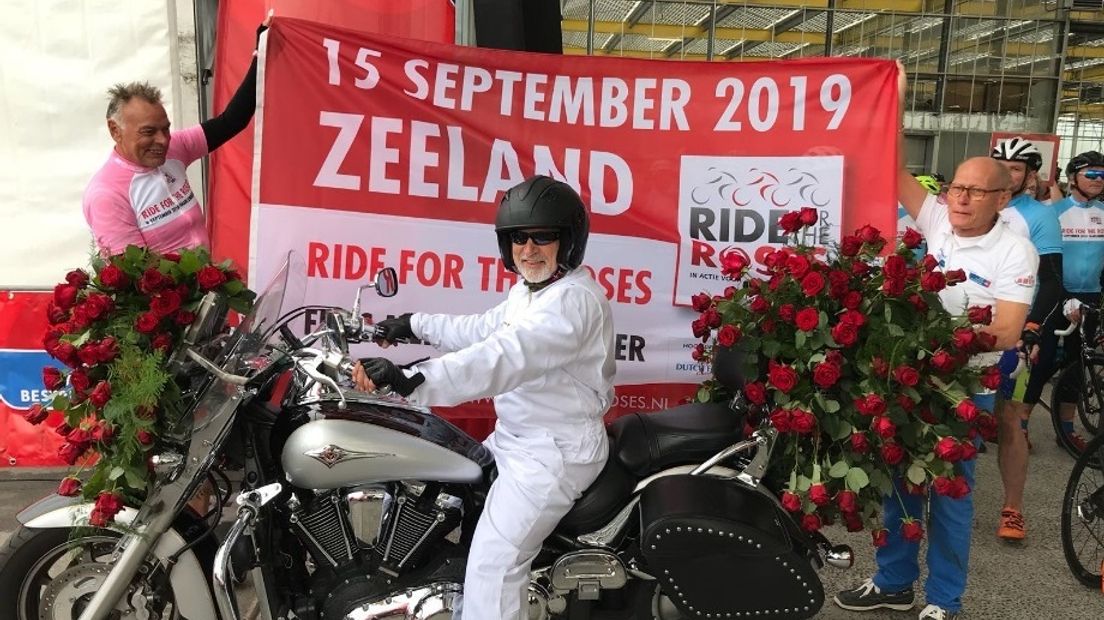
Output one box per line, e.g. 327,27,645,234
639,474,824,619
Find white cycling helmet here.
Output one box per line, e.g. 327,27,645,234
991,137,1043,172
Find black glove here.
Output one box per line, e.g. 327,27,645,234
373,313,415,344
359,358,424,397
1019,324,1041,353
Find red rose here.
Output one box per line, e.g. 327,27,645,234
691,292,712,312
850,432,870,454
151,332,174,353
809,483,832,506
22,403,49,425
960,440,978,462
95,491,125,520
790,409,817,434
967,305,993,325
851,261,871,276
795,307,820,332
58,441,86,465
749,295,769,313
786,254,811,279
760,318,776,334
163,251,182,262
872,528,889,548
57,476,82,497
88,509,109,527
901,227,923,249
882,277,906,297
855,393,887,417
880,441,906,465
65,269,90,288
197,265,227,291
901,519,924,542
872,416,897,439
96,337,120,364
842,290,863,310
135,311,161,334
778,303,796,323
138,267,173,294
921,255,939,272
951,476,971,499
700,308,722,328
150,289,182,317
798,207,818,226
767,361,798,393
691,319,710,340
42,366,64,390
930,350,956,373
831,321,859,347
844,512,865,532
721,251,749,278
951,328,977,352
137,429,155,447
976,413,998,441
69,305,92,331
779,211,804,234
769,408,793,433
173,310,196,326
99,264,129,290
857,225,883,245
723,286,737,299
945,268,967,284
91,422,115,445
53,283,79,310
52,342,80,368
801,272,826,297
955,399,980,423
893,365,920,387
781,491,802,512
744,381,767,405
837,490,859,513
89,381,112,408
800,513,823,533
920,271,946,292
78,342,101,366
906,481,927,496
69,368,91,394
826,350,843,366
55,423,72,437
839,235,863,257
884,255,908,279
83,293,114,321
717,324,740,347
46,302,69,325
934,436,964,462
691,343,706,362
976,331,997,352
813,361,841,388
908,294,929,313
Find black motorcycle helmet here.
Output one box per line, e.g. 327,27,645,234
1066,150,1104,178
495,175,589,273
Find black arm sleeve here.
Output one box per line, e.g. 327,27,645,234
1029,252,1065,327
199,56,257,152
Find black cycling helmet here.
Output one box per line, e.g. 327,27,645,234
495,175,589,273
1066,150,1104,178
992,137,1043,172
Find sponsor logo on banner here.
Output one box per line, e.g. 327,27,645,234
675,155,843,304
0,350,60,409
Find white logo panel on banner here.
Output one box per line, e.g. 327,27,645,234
675,155,844,305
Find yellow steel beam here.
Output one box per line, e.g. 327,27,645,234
711,0,922,9
1069,47,1104,60
1065,64,1104,82
560,19,824,45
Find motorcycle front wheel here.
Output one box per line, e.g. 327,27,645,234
0,526,178,620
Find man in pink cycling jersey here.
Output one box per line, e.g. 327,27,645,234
83,15,270,256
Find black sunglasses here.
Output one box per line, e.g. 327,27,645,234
509,230,560,246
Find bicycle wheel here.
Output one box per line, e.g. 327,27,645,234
1082,363,1103,436
1061,431,1104,589
1051,363,1095,459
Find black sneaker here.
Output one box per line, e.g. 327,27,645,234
833,578,915,612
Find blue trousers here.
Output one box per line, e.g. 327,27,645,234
871,391,992,613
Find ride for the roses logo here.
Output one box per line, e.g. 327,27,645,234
674,155,844,305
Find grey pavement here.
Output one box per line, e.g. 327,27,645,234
1,405,1101,618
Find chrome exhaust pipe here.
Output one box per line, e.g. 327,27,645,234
825,544,854,569
213,507,255,620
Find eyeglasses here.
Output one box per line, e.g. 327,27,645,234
509,230,560,246
1083,170,1104,180
945,185,1007,200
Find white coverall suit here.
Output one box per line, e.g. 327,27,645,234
404,266,616,619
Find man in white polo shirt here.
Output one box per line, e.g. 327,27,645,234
834,64,1039,620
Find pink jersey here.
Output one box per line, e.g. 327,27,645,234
82,125,210,256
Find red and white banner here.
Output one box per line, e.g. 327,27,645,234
251,18,899,425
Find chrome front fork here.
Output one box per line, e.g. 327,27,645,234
213,483,283,620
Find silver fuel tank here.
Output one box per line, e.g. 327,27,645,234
281,397,491,489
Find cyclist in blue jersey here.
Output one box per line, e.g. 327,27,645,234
990,136,1066,542
1051,150,1104,449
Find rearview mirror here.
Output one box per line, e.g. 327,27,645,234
375,268,398,298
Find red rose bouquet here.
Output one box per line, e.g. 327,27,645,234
691,209,999,545
26,246,254,525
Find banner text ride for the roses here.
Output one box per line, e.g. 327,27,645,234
252,17,899,423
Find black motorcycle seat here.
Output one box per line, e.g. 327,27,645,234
609,402,743,477
556,450,636,536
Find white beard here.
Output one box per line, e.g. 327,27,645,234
517,260,557,284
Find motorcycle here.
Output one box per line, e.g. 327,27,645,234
0,252,852,620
